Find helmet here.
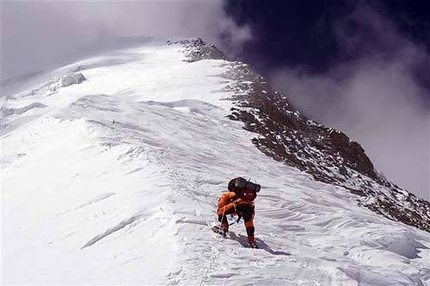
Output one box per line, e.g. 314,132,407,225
228,177,247,193
234,177,247,189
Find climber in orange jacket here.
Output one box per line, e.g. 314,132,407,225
217,177,261,248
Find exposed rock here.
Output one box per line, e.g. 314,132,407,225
61,73,86,87
23,72,87,98
177,39,430,233
167,38,227,62
49,73,86,92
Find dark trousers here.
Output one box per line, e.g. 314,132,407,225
218,201,255,237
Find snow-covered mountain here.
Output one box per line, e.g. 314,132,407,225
2,38,430,285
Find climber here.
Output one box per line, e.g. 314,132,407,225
216,177,261,248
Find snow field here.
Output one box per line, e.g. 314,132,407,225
2,40,430,285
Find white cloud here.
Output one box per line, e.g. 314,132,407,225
2,0,252,80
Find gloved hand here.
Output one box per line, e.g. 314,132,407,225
233,198,243,205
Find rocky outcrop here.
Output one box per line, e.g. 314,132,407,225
23,72,87,98
223,62,378,184
176,39,430,232
167,38,227,62
60,73,86,88
224,62,430,232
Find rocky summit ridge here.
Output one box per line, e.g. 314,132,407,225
172,38,430,232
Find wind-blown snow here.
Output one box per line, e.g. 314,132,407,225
2,40,430,285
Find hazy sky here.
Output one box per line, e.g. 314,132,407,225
2,0,251,80
268,3,430,199
2,0,429,199
225,0,430,200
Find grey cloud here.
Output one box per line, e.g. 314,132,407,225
269,3,430,199
2,1,251,81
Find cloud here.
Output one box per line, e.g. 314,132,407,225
2,0,252,80
269,2,430,199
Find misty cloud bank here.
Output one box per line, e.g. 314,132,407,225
269,4,430,199
2,1,251,81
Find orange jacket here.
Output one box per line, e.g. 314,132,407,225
217,191,254,216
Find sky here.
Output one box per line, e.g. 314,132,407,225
224,0,430,200
2,0,429,199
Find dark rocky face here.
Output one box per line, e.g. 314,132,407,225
177,38,430,233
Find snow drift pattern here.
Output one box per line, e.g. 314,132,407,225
2,38,429,285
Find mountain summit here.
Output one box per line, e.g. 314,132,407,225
2,38,429,285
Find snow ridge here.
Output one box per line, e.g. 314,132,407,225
2,38,430,285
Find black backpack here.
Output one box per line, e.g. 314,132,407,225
228,177,261,195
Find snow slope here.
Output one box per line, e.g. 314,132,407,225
2,40,430,285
